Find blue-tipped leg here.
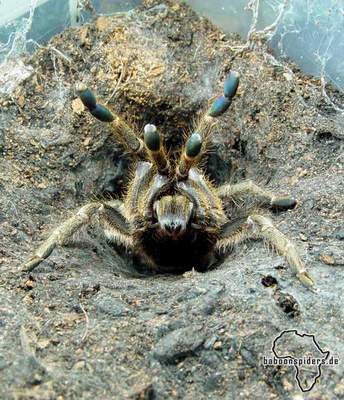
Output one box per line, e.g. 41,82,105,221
223,71,239,99
177,133,203,180
206,71,239,118
208,96,231,117
185,133,202,158
271,197,297,211
143,124,170,174
76,83,114,122
90,104,114,122
76,85,97,110
144,124,160,151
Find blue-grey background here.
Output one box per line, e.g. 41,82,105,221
0,0,343,92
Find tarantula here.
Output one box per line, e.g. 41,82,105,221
22,71,314,289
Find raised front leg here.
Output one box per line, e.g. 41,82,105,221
215,214,315,290
175,71,240,176
193,70,240,143
21,201,133,272
217,181,297,211
76,83,145,157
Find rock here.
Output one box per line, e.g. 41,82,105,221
152,325,206,364
203,335,218,350
240,347,258,367
73,360,86,370
204,372,223,391
318,246,344,266
320,253,335,265
17,355,48,386
334,230,344,240
183,285,224,316
17,126,74,148
128,383,155,400
200,351,222,367
94,292,130,318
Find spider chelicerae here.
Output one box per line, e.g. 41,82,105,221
22,71,314,290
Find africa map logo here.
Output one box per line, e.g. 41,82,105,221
263,329,339,392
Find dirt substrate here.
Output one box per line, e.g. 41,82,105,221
0,1,343,399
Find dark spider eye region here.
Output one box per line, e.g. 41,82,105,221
163,222,182,235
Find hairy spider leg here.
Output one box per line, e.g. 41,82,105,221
178,168,226,225
192,70,240,146
215,213,315,290
176,133,203,180
124,161,169,224
143,124,170,176
217,180,297,211
76,83,145,157
21,202,133,272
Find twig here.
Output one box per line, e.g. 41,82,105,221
20,326,35,356
106,60,127,104
79,301,90,345
27,39,79,73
